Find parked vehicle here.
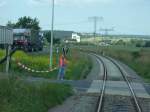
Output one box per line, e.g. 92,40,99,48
0,26,13,48
13,29,43,52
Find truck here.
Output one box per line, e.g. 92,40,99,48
13,29,43,52
0,26,13,47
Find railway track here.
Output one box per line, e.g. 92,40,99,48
93,54,142,112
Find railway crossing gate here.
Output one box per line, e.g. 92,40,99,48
0,25,13,72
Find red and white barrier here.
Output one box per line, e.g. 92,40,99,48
12,58,58,73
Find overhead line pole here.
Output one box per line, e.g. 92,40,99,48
94,17,97,39
100,28,114,36
89,16,103,40
50,0,55,69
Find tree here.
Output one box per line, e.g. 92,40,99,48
144,41,150,47
44,31,60,44
136,43,142,47
6,16,40,31
6,21,16,28
116,39,126,45
132,51,140,59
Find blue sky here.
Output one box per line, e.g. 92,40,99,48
0,0,150,35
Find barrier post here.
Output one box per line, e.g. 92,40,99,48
56,47,59,66
6,44,11,73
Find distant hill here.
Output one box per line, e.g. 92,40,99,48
102,35,150,39
42,30,74,39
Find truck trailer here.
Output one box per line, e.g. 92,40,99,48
0,26,13,45
13,29,43,52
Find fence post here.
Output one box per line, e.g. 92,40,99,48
6,44,11,73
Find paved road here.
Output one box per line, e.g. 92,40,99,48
86,54,102,80
87,80,150,98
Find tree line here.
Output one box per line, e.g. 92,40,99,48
6,16,60,44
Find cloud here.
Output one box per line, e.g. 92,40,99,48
0,1,7,7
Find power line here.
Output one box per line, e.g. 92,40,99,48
100,27,114,36
41,20,89,27
88,16,103,38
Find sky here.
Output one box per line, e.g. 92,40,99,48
0,0,150,35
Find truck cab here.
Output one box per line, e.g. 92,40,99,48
13,29,43,52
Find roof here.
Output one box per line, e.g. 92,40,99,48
42,30,74,39
0,25,12,30
13,29,31,34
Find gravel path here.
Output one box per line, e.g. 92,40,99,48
99,56,124,81
111,58,150,94
48,93,98,112
86,54,102,80
111,58,143,82
102,95,150,112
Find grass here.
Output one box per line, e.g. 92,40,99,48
0,75,73,112
0,48,92,80
65,50,92,80
0,50,58,79
101,47,150,82
0,49,5,59
78,45,150,82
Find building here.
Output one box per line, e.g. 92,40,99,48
72,33,81,42
42,30,74,40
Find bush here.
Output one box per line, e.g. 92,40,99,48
0,77,73,112
144,41,150,47
44,31,60,44
136,43,142,47
0,49,92,80
132,51,140,59
65,50,92,80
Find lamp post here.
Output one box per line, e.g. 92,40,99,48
50,0,55,69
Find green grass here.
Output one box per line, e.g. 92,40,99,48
104,47,150,82
0,76,73,112
65,50,92,80
101,47,150,82
78,45,150,82
105,45,141,52
0,50,58,79
0,49,5,59
0,49,92,80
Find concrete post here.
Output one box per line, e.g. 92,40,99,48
6,44,11,73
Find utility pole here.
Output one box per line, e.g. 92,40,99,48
100,28,114,36
5,44,11,73
50,0,55,69
89,16,103,39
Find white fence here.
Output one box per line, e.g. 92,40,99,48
0,26,13,45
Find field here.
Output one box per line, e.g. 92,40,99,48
0,48,91,112
0,75,73,112
0,50,5,58
79,45,150,82
66,50,92,80
0,48,92,80
104,48,150,82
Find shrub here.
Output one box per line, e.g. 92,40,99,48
0,77,73,112
144,41,150,47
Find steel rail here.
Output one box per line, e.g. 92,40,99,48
92,54,107,112
106,57,142,112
